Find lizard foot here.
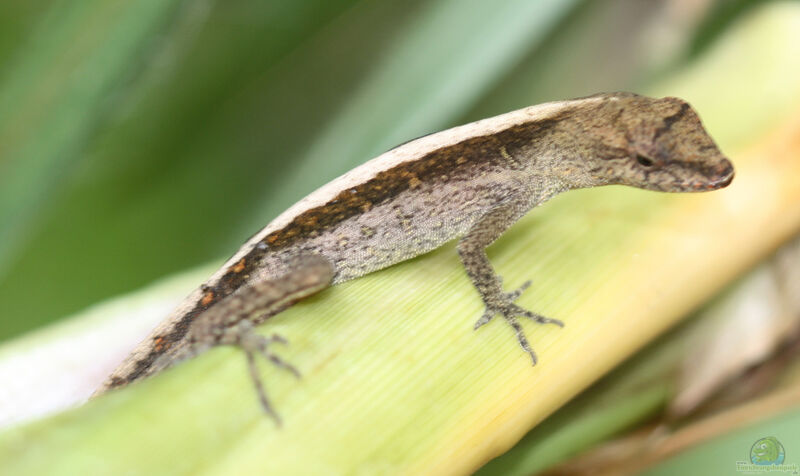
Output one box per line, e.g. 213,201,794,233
473,281,563,365
223,320,301,425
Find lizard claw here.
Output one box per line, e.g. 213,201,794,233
512,304,563,327
473,281,562,365
239,330,302,379
474,309,495,329
505,280,532,301
243,351,283,426
226,322,302,423
472,280,534,328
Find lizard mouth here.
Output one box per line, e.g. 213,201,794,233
700,168,734,190
683,160,735,191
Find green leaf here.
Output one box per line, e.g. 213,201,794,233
3,2,800,475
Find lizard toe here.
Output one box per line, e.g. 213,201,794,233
473,286,561,365
473,308,495,329
504,280,532,301
512,305,563,327
239,331,301,378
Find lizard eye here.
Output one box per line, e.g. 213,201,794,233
636,154,654,167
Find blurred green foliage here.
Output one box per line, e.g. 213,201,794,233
0,0,388,337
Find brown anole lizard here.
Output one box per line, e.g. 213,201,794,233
95,92,734,422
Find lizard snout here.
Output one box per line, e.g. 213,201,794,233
704,159,734,190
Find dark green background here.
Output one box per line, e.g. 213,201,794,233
0,0,766,340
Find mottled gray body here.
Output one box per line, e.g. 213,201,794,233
97,92,734,420
265,168,563,284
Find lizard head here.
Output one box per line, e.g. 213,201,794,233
569,93,734,192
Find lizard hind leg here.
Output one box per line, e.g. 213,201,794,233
227,322,300,425
188,253,334,423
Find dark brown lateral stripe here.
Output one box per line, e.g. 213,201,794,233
263,119,558,250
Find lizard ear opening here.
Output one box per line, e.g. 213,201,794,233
636,154,654,167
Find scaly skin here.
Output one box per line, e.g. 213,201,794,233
96,92,734,419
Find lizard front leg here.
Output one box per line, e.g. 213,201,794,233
457,201,563,365
155,253,334,423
